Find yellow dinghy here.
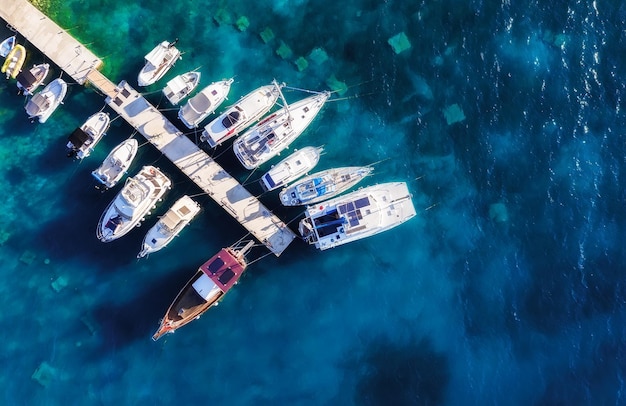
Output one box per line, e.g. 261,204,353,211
2,44,26,79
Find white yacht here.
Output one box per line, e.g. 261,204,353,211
137,195,201,258
67,112,111,159
298,182,416,250
16,63,50,96
178,79,233,129
279,166,373,206
24,78,67,123
232,91,329,170
137,40,181,87
259,146,323,192
97,166,171,242
201,81,284,148
162,71,201,105
91,138,139,190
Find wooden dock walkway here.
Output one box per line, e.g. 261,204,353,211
0,0,296,256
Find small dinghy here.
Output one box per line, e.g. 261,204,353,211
2,44,26,79
0,35,16,58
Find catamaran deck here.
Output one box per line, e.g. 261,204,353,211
0,0,296,256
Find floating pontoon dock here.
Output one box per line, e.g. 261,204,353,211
0,0,296,256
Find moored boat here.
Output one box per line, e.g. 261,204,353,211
137,195,201,258
24,78,67,123
178,78,233,129
137,39,181,87
162,70,201,105
16,63,50,95
298,182,416,250
152,240,255,341
92,138,139,190
233,91,330,170
2,44,26,79
200,81,284,148
0,35,16,58
67,112,110,159
259,146,323,192
279,166,373,206
96,165,171,242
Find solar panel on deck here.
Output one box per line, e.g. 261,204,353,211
207,257,225,274
355,197,370,209
218,268,235,284
338,204,348,214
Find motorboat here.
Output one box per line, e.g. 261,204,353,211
137,39,181,87
152,240,254,341
24,78,67,123
96,165,171,242
16,63,50,95
233,91,330,170
200,81,284,148
178,78,233,129
279,166,373,206
91,138,139,190
259,146,323,192
2,44,26,79
137,195,201,258
162,71,201,105
67,112,111,159
298,182,416,250
0,35,16,58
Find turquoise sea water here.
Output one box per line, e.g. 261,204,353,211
1,0,626,404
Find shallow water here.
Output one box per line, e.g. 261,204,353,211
1,0,625,404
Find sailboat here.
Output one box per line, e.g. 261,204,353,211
152,240,255,341
232,91,330,170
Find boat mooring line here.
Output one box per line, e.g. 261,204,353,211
425,202,439,211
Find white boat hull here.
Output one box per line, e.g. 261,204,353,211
92,138,139,189
201,82,283,148
138,195,201,258
137,40,181,87
233,91,329,170
97,166,171,242
298,182,416,250
178,79,233,129
162,71,201,105
67,112,111,159
279,166,373,206
24,78,67,123
259,146,323,192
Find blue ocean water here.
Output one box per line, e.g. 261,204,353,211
1,0,625,404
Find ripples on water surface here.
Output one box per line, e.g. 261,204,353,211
0,0,625,404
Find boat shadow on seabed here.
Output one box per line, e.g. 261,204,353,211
90,267,192,351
